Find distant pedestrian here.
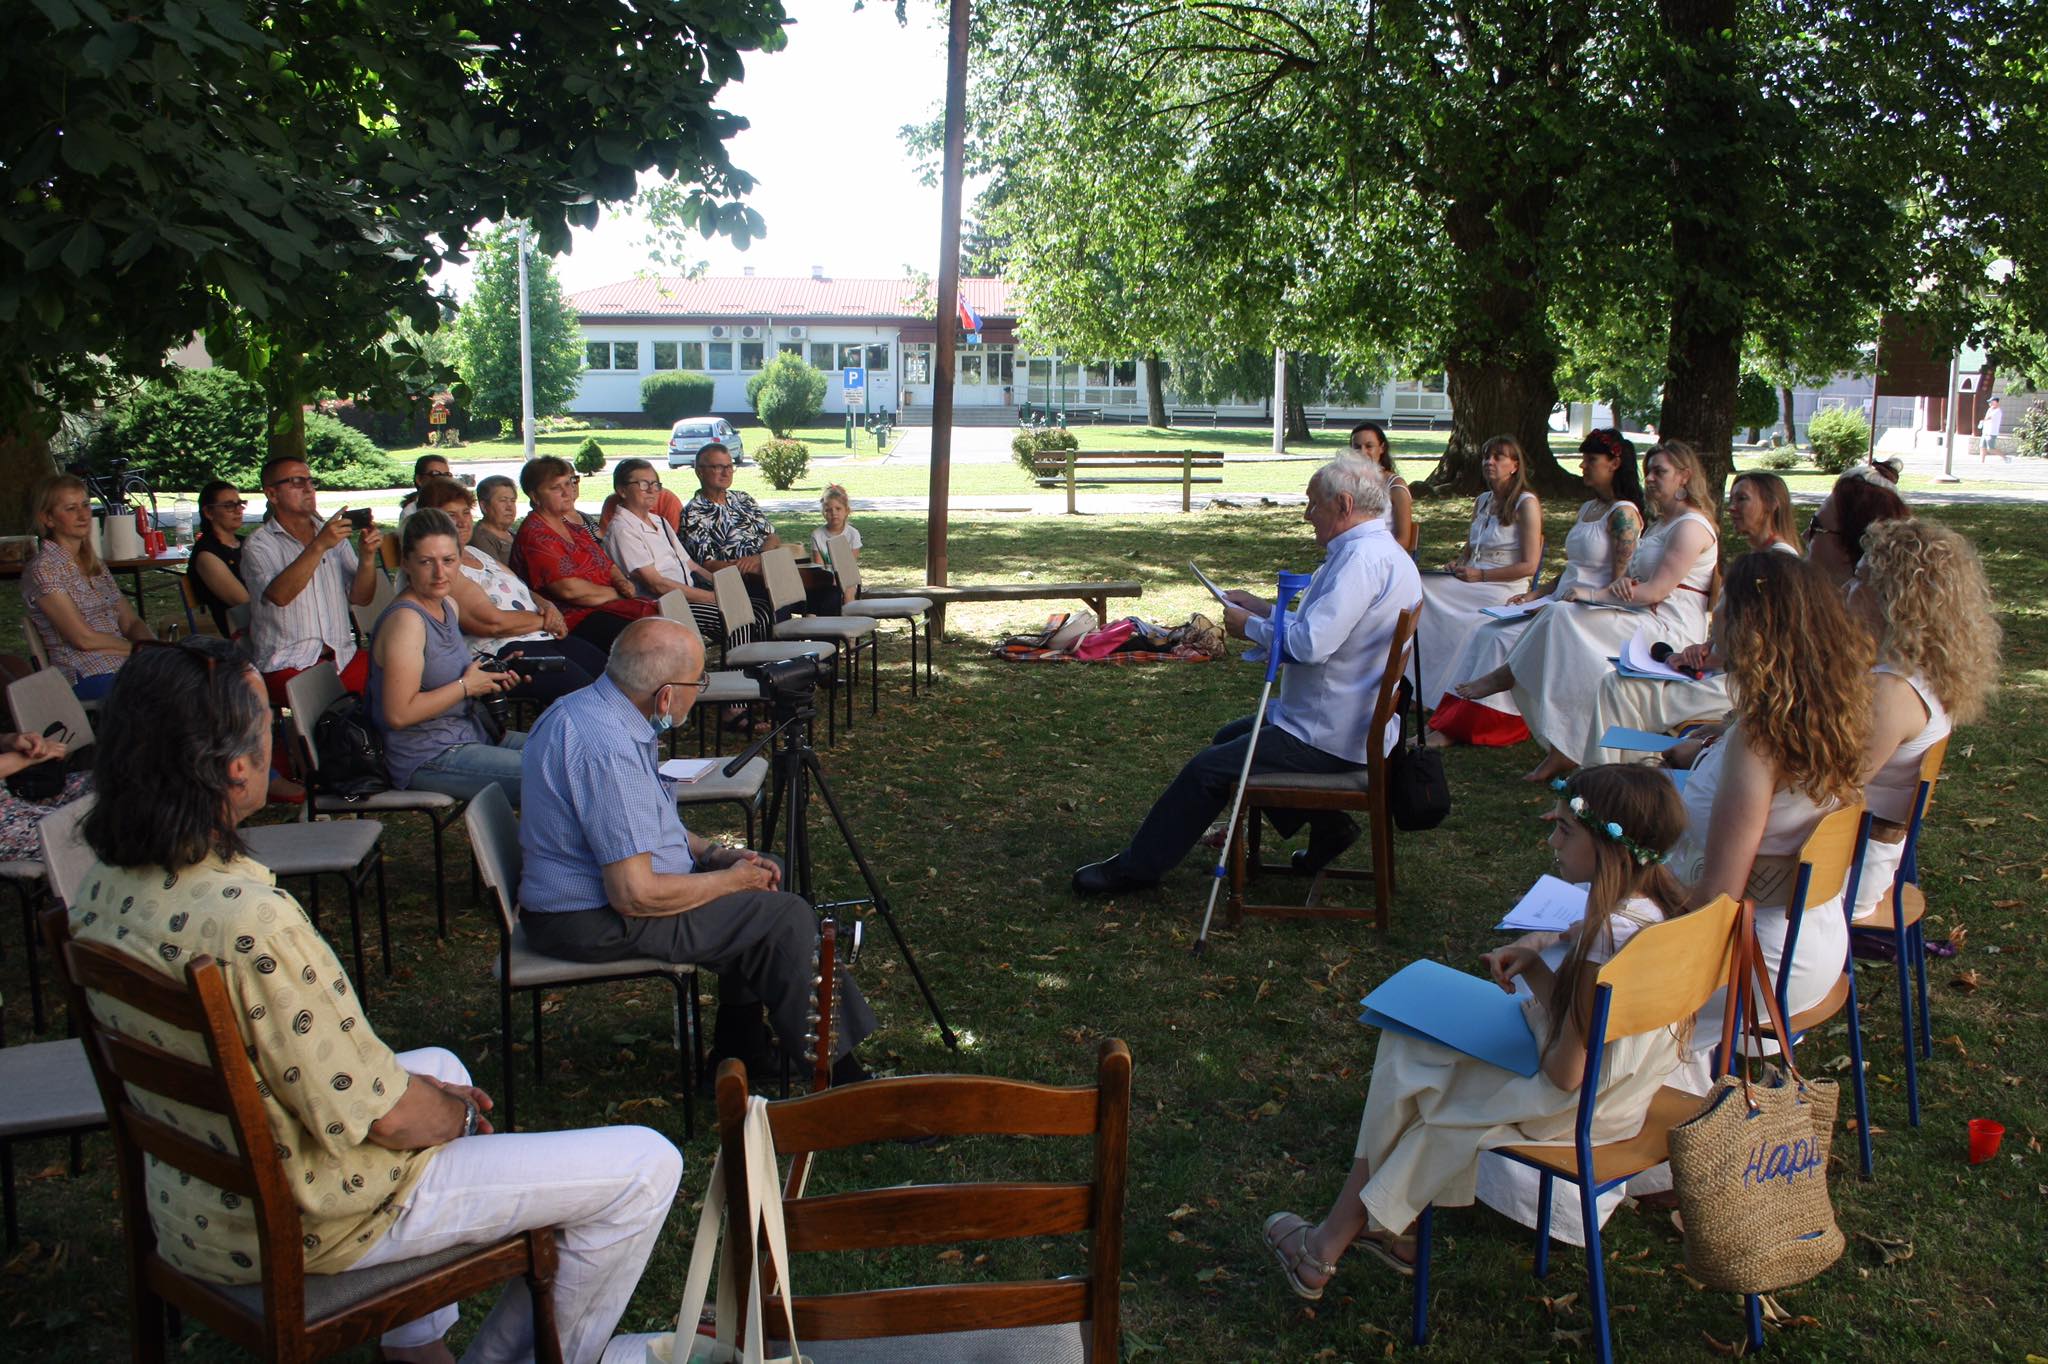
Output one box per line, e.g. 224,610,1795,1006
1979,397,2004,461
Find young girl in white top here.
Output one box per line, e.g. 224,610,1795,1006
811,484,861,568
1262,764,1693,1297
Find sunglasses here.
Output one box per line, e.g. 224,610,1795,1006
267,476,321,490
209,499,248,511
1804,514,1836,539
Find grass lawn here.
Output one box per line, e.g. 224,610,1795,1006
2,499,2042,1361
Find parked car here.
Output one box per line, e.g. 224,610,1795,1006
667,418,748,468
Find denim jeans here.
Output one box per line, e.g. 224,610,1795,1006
406,730,529,805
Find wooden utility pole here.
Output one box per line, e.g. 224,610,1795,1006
925,0,971,630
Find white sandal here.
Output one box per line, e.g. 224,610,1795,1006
1263,1211,1336,1301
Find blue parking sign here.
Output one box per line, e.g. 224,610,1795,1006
842,367,865,390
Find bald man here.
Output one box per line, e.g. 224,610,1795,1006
518,618,875,1082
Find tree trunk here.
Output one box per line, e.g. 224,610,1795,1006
269,400,308,461
1428,358,1567,495
1779,384,1797,446
0,402,56,535
1283,358,1311,444
1145,352,1168,427
1656,0,1745,491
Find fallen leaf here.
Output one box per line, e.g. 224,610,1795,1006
1951,970,1984,993
1989,901,2021,912
1961,816,1998,828
1856,1231,1914,1266
1194,1265,1230,1283
1251,1099,1284,1120
935,1249,965,1264
1702,1330,1748,1357
1166,1204,1197,1222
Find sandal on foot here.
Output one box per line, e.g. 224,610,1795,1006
1352,1229,1418,1278
1262,1212,1335,1301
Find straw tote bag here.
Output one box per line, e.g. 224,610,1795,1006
1668,906,1845,1293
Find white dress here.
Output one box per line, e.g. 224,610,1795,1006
1417,491,1536,705
1377,476,1410,538
1438,500,1623,717
1352,901,1676,1236
1855,667,1950,919
1506,509,1718,755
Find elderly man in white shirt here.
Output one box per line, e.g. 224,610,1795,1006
241,454,387,705
1073,458,1422,895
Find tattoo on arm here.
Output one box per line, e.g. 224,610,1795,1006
1607,505,1642,579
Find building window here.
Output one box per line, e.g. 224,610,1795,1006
777,341,803,359
1393,374,1449,412
708,341,733,371
903,344,932,384
585,341,640,372
958,345,984,385
652,341,677,370
810,342,835,370
990,346,1015,386
864,344,891,373
838,343,865,370
740,341,765,371
677,341,705,370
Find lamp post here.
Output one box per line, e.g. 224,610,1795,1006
517,221,536,461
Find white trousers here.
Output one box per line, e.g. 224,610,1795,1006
352,1048,684,1364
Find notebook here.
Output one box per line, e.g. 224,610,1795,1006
1598,725,1686,754
658,758,719,784
1359,960,1541,1077
1496,874,1590,933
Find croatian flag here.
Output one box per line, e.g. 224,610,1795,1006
957,292,984,342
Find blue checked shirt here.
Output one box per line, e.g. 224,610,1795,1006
518,675,696,912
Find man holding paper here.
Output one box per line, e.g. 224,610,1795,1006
1073,459,1420,895
519,617,877,1082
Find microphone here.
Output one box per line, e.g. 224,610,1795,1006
1650,640,1705,679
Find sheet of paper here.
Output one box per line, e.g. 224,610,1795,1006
1187,561,1234,609
1357,960,1541,1077
1599,725,1686,754
658,758,719,784
1496,874,1591,933
1480,599,1548,620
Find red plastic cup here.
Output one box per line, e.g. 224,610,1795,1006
1967,1118,2004,1164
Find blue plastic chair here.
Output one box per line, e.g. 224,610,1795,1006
1407,895,1746,1364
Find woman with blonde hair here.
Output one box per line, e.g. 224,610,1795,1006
1415,434,1543,706
19,473,155,699
1454,439,1719,782
1848,519,2000,917
1262,764,1693,1293
1669,551,1871,1071
1726,470,1799,554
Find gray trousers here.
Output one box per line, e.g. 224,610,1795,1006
521,889,876,1062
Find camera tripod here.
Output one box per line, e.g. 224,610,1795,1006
722,697,959,1050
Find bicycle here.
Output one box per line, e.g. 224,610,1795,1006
65,456,158,521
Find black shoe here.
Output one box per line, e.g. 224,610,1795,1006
1071,856,1157,896
1291,819,1361,875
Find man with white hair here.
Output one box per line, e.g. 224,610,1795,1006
519,617,876,1080
1073,459,1422,895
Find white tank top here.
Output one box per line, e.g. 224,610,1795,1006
1866,666,1950,823
1467,491,1532,567
1553,499,1625,598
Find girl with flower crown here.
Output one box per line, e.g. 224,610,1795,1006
1262,765,1694,1299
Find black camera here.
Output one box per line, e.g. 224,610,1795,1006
481,654,565,675
745,654,823,702
343,507,374,532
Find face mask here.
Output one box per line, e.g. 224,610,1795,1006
651,688,675,735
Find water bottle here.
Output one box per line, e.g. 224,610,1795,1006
171,495,195,546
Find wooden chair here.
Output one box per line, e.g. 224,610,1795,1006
1416,895,1749,1364
762,547,875,726
464,783,703,1137
1848,737,1948,1133
826,533,936,697
1226,605,1419,932
717,1038,1132,1362
42,908,565,1364
711,566,838,745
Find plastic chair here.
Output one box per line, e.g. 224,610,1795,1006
1227,606,1418,932
464,783,702,1137
2,668,94,1030
285,661,463,941
715,1038,1132,1362
1416,895,1748,1363
43,907,564,1364
0,1020,102,1250
827,532,936,696
348,565,397,644
761,547,875,726
710,567,838,745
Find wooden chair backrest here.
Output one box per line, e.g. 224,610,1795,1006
43,907,316,1336
1401,520,1419,555
1596,893,1742,1040
1915,735,1949,822
282,660,346,779
759,547,808,614
710,566,755,643
1796,802,1867,910
825,532,860,600
717,1039,1134,1356
37,792,99,912
379,534,401,573
464,782,522,936
1369,606,1419,772
7,664,95,748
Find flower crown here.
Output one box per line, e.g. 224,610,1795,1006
1550,778,1668,866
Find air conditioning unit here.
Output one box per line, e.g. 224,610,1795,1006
786,325,807,339
740,324,764,340
709,324,730,340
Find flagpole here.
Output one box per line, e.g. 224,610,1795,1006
927,0,971,637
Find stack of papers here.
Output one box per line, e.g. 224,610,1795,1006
1480,599,1548,620
1495,874,1589,933
1615,627,1716,682
658,758,719,784
1359,960,1541,1076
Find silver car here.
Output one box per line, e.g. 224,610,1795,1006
667,418,747,468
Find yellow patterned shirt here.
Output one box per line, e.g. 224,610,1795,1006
70,853,434,1283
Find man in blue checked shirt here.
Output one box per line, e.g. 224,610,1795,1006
520,618,875,1081
1073,459,1422,895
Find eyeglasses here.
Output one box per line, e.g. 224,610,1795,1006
549,476,582,489
698,463,734,473
662,677,712,694
208,499,248,511
1804,515,1835,540
623,479,662,491
267,476,321,490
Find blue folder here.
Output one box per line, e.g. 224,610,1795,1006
1599,725,1686,753
1359,959,1542,1077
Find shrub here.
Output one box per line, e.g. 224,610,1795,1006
1011,425,1079,474
1806,408,1869,474
2012,401,2048,460
746,354,827,437
1759,446,1803,471
1736,371,1780,440
755,439,811,491
641,372,716,426
301,412,406,491
573,437,606,475
91,368,268,490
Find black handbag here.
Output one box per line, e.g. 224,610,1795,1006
311,698,390,800
1386,624,1451,831
4,721,91,802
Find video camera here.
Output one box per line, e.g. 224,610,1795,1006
472,653,565,732
744,654,824,708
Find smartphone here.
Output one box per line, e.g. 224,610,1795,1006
344,508,374,532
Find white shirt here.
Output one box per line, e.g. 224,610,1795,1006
459,545,551,652
605,506,703,598
1979,406,2002,438
811,523,862,563
1240,519,1424,764
240,514,362,674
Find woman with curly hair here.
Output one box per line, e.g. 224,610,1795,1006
1848,519,2001,918
1668,551,1871,1068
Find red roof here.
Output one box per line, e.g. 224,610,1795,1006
570,275,1015,324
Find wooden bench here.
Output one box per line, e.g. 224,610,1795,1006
1031,450,1227,513
861,579,1143,640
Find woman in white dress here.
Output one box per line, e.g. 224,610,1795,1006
1428,430,1643,747
1414,435,1543,705
1260,765,1693,1295
1666,552,1872,1091
1349,421,1413,550
1847,520,2000,918
1453,440,1720,783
